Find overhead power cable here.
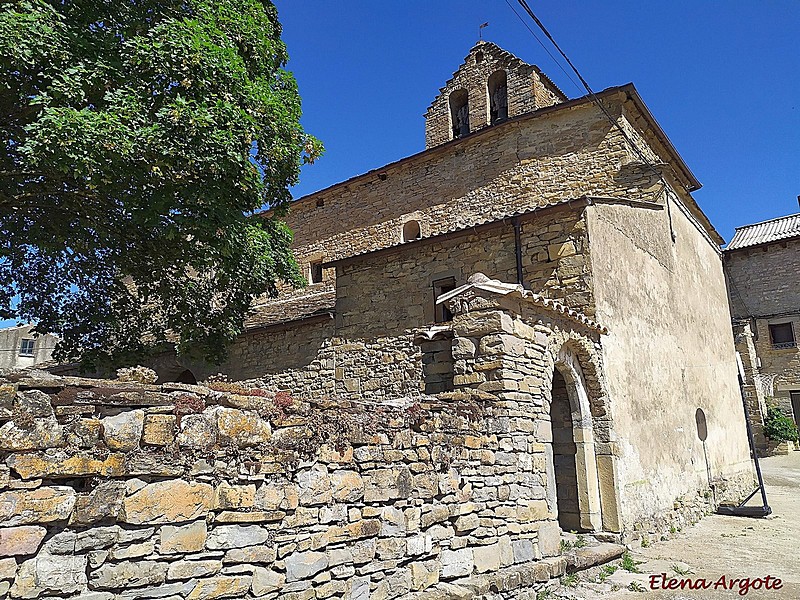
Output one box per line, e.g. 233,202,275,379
502,0,582,94
511,0,678,237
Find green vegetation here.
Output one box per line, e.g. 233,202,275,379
763,405,799,443
672,564,691,576
561,573,579,588
0,0,321,369
598,564,618,582
628,581,646,592
621,551,640,573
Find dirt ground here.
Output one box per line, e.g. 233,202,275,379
553,451,800,600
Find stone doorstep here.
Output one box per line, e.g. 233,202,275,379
408,557,568,600
565,543,626,571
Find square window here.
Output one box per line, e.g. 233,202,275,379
769,322,795,349
310,262,323,284
20,339,35,356
433,277,456,323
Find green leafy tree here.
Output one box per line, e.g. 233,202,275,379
0,0,321,369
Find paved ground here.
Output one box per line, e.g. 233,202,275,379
551,452,800,600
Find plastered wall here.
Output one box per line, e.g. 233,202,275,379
586,199,753,531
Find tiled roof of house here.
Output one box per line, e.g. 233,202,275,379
244,283,335,330
726,213,800,251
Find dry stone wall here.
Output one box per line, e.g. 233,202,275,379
0,370,567,600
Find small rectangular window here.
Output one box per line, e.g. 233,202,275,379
310,262,323,284
769,322,796,349
433,277,456,323
20,339,35,356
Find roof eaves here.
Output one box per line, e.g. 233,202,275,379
260,85,630,219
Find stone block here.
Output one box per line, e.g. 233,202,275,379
0,557,17,580
0,526,46,556
454,514,479,533
211,407,271,447
45,526,118,553
7,450,126,480
0,419,65,451
90,560,168,590
297,464,332,506
548,241,577,261
473,543,501,573
214,510,284,524
453,311,515,337
142,414,176,446
167,559,222,580
330,470,364,502
512,539,536,563
120,480,213,525
440,548,474,578
537,520,561,557
185,575,252,600
214,483,256,510
10,554,87,598
15,390,53,418
176,414,217,449
451,337,477,359
223,546,276,564
102,410,145,451
70,480,127,525
251,567,284,595
0,487,76,526
310,519,380,551
206,525,272,550
410,561,440,591
285,551,328,582
109,540,154,560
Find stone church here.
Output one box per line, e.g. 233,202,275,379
159,42,754,538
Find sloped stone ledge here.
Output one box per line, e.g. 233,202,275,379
409,557,567,599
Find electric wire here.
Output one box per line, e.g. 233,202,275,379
511,0,677,209
502,0,582,94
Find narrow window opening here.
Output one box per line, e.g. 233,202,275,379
20,339,35,356
769,322,795,349
489,70,508,125
433,277,456,323
449,90,470,140
310,262,324,284
402,220,421,242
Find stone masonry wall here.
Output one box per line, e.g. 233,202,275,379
753,317,800,418
724,238,800,318
423,42,565,149
272,93,658,282
0,368,567,600
724,239,800,420
186,209,593,405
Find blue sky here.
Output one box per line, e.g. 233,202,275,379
275,0,800,243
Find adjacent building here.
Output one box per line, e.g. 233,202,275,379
0,324,58,370
724,211,800,446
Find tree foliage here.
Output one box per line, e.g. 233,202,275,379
0,0,320,369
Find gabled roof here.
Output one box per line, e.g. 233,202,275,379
437,273,608,334
244,283,335,331
725,213,800,251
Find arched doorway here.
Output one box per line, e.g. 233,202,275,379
547,348,603,532
551,369,581,530
175,369,197,384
